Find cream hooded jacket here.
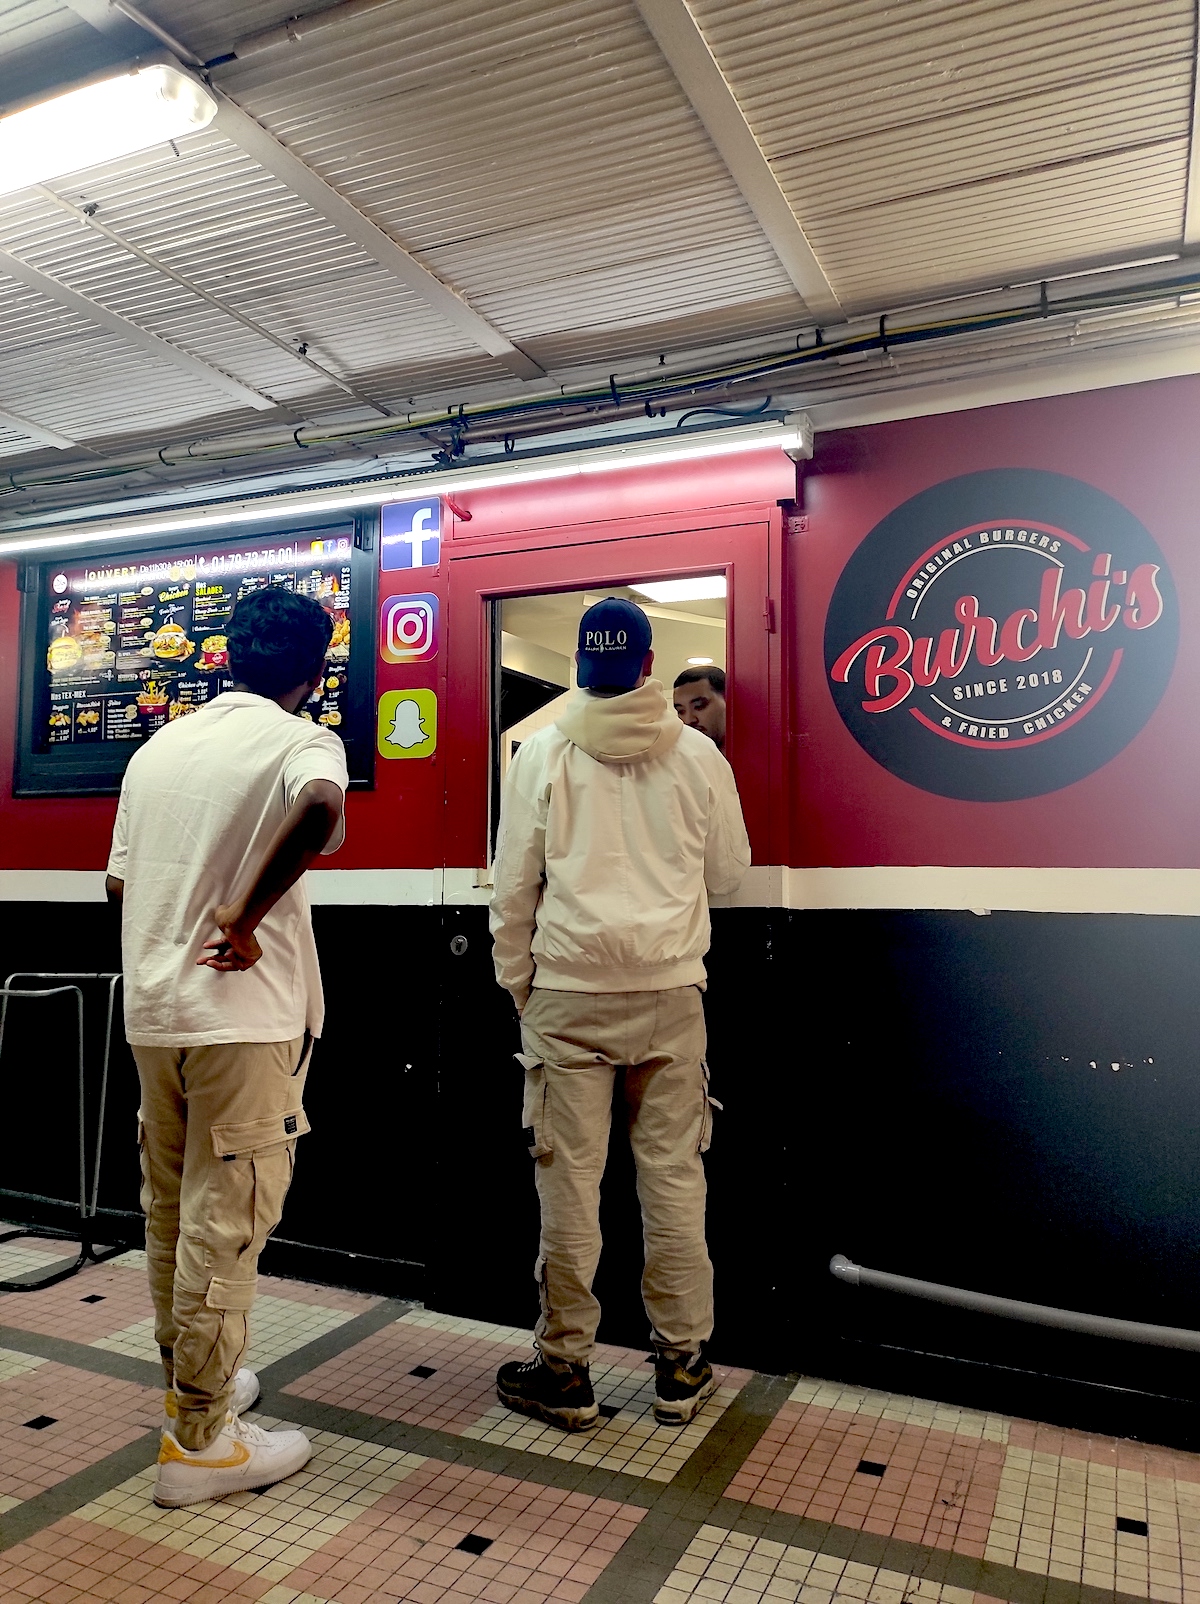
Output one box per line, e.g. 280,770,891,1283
489,679,750,1005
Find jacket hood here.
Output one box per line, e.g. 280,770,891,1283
555,678,684,764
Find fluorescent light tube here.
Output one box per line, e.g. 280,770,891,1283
630,577,727,603
0,417,810,555
0,66,217,197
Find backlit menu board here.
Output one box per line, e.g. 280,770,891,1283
16,517,377,795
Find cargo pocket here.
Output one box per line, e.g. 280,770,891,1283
210,1108,310,1264
205,1275,257,1312
698,1062,722,1154
174,1277,255,1395
517,1053,553,1159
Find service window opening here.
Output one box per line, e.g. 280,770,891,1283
488,576,728,856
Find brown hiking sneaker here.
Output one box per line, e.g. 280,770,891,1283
653,1350,717,1424
496,1353,600,1431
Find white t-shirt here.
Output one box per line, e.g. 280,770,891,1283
107,692,347,1047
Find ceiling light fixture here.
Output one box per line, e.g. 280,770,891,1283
0,66,218,198
631,576,727,603
686,657,715,666
0,416,811,556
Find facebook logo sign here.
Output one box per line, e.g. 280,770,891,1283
380,499,441,571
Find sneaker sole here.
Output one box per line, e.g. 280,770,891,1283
653,1374,718,1425
152,1446,313,1507
496,1383,600,1432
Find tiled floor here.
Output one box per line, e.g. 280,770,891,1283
725,1384,1009,1552
0,1238,379,1372
78,1421,427,1586
288,1309,752,1482
3,1241,1200,1604
283,1457,643,1603
0,1258,159,1344
0,1352,161,1513
0,1236,82,1285
94,1293,368,1371
284,1310,546,1435
654,1527,985,1604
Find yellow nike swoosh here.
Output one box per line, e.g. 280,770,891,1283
159,1437,252,1468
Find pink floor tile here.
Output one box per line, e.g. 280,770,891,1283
726,1401,1005,1552
284,1311,745,1437
286,1457,643,1603
0,1262,153,1343
1008,1416,1200,1482
0,1515,276,1603
282,1319,518,1430
0,1360,160,1504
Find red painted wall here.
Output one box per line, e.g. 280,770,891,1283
791,376,1200,868
5,375,1198,879
0,448,795,871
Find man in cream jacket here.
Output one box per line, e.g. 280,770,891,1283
490,597,750,1431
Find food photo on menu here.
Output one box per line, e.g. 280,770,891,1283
41,537,353,751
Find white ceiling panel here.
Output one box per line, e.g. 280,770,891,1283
809,143,1189,311
200,0,803,341
0,272,253,438
690,0,1194,311
0,0,1197,512
689,0,1194,153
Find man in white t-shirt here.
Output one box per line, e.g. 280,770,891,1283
106,585,347,1507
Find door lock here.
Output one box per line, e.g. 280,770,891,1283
449,934,469,956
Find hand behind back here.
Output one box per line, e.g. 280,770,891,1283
197,902,263,970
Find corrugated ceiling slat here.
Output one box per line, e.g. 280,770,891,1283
525,292,808,371
0,427,40,460
687,0,1195,309
474,238,798,337
774,66,1192,220
0,125,513,423
193,0,798,340
1,0,1197,495
809,145,1189,311
0,0,68,52
689,0,1194,152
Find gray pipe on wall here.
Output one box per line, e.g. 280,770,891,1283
829,1254,1200,1352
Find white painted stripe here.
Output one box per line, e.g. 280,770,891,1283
442,868,494,906
3,865,1197,915
719,865,1200,916
305,869,443,905
0,870,108,902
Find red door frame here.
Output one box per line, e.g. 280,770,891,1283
443,505,786,867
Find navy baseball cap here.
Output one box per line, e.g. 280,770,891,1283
577,597,653,690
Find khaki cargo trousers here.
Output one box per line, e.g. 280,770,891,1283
132,1037,309,1450
519,986,716,1366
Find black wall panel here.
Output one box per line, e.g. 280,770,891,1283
3,900,1200,1441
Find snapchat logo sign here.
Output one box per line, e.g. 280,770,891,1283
377,689,437,759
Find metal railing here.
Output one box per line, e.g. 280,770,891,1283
0,972,126,1292
830,1253,1200,1352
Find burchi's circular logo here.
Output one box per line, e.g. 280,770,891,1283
824,469,1178,801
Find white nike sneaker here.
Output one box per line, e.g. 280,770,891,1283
153,1412,312,1507
163,1367,260,1434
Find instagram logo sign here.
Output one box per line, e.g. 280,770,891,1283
381,592,439,663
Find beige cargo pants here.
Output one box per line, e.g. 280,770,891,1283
518,986,715,1365
132,1037,309,1450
